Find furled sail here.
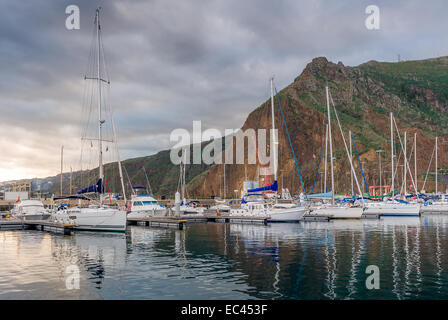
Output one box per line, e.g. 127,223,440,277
77,178,103,194
308,192,333,199
247,180,278,193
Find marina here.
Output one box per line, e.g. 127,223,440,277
2,216,448,299
2,1,448,305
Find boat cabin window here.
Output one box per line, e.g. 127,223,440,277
133,201,143,206
142,201,157,205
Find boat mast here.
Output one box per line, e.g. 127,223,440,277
60,145,64,196
390,112,394,198
436,136,438,194
324,124,328,193
270,77,278,195
326,85,335,205
414,132,417,193
403,131,407,196
182,150,186,200
96,8,104,206
349,130,353,196
223,164,226,199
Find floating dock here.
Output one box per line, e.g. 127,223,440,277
420,207,448,214
303,215,331,222
127,214,271,229
361,212,382,219
0,219,74,235
127,217,188,230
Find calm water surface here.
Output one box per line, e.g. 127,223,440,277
1,215,448,299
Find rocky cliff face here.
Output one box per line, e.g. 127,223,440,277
189,56,448,197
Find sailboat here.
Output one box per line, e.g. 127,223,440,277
56,8,127,232
364,113,420,216
308,86,364,219
176,151,204,215
230,77,307,222
420,136,448,213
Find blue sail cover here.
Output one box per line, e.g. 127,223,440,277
77,178,103,194
247,180,278,193
308,192,333,199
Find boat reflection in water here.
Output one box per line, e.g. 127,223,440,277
1,216,448,299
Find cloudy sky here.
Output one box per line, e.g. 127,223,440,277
1,0,447,182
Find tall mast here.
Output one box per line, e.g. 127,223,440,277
414,132,417,193
70,166,72,195
390,113,394,198
183,151,186,200
436,136,438,194
326,86,335,205
223,164,226,199
111,117,127,204
60,145,64,196
270,77,278,183
403,131,407,195
324,124,328,193
96,8,104,205
349,130,353,196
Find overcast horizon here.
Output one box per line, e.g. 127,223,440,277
1,0,448,183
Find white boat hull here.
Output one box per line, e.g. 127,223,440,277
127,209,168,219
365,204,420,216
309,207,364,219
420,204,448,214
268,207,307,222
67,207,127,232
230,206,306,222
23,213,52,221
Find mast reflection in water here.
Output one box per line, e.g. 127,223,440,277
1,216,448,299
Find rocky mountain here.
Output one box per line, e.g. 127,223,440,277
189,56,448,197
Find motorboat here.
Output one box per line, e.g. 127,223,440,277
11,200,51,221
127,189,167,218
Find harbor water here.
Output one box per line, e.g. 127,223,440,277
1,215,448,300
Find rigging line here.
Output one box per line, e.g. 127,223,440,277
311,136,325,194
393,148,403,186
392,117,417,192
422,143,436,192
351,135,369,195
142,166,154,196
328,91,363,198
274,87,308,199
81,20,98,140
122,163,135,196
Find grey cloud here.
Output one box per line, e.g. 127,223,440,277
1,0,447,181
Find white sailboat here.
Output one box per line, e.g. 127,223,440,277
58,8,127,232
364,113,420,216
308,86,364,219
230,77,307,222
176,151,204,215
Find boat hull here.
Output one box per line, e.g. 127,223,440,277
268,207,307,222
127,209,168,218
309,207,364,219
420,204,448,214
365,205,420,216
68,207,127,232
21,213,52,221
